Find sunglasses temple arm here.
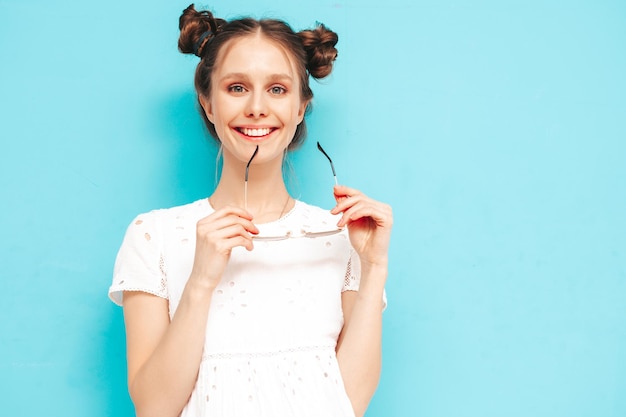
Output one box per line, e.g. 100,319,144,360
244,145,259,211
317,142,339,186
244,181,248,210
328,158,338,185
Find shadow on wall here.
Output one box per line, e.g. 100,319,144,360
100,87,217,415
95,304,135,415
142,87,218,207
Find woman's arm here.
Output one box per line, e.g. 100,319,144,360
337,265,387,417
331,184,392,417
124,283,214,417
122,206,258,417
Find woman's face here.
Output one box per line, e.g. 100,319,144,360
201,34,308,166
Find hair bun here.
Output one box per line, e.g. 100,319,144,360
298,24,338,79
178,4,225,57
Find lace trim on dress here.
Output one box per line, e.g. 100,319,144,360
158,253,168,297
115,287,168,300
202,345,336,360
342,247,360,292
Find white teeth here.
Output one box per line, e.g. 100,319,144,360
240,128,272,137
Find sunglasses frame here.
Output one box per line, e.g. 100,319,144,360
245,142,343,241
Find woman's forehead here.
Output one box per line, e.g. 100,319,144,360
214,34,300,79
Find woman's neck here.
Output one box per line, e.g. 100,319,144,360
210,153,293,223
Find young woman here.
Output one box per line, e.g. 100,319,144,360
109,4,393,417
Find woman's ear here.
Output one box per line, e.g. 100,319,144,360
199,95,214,123
297,99,310,123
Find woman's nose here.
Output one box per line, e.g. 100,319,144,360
245,91,268,118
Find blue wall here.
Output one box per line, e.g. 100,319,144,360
1,0,625,416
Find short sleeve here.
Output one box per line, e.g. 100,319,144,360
342,247,388,310
108,211,169,306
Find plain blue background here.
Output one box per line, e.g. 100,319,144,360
1,0,625,416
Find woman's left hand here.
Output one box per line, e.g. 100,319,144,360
331,184,393,268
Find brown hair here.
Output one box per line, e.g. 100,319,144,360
178,4,338,149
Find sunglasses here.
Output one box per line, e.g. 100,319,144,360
245,142,343,241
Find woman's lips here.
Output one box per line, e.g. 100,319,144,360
235,127,276,138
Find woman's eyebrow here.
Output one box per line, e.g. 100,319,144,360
220,72,249,81
220,72,293,82
266,73,293,82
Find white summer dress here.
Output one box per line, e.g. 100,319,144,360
109,198,364,417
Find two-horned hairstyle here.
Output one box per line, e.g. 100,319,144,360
178,4,338,149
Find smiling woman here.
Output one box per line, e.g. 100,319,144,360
200,35,308,168
179,7,338,151
108,4,392,417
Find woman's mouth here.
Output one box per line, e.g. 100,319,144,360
236,127,276,138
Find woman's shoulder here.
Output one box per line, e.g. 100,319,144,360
129,198,212,226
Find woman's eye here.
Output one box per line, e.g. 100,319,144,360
270,86,286,95
228,85,245,93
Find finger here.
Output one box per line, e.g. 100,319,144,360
331,193,369,215
332,184,356,205
204,223,257,244
200,233,255,255
338,202,391,228
217,228,256,251
198,213,259,235
223,235,255,252
332,184,367,203
333,184,363,197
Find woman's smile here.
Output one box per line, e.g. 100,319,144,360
234,126,279,141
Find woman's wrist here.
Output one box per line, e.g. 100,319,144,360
357,262,387,299
360,260,388,280
184,274,219,303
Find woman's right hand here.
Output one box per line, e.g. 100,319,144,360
189,205,258,288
